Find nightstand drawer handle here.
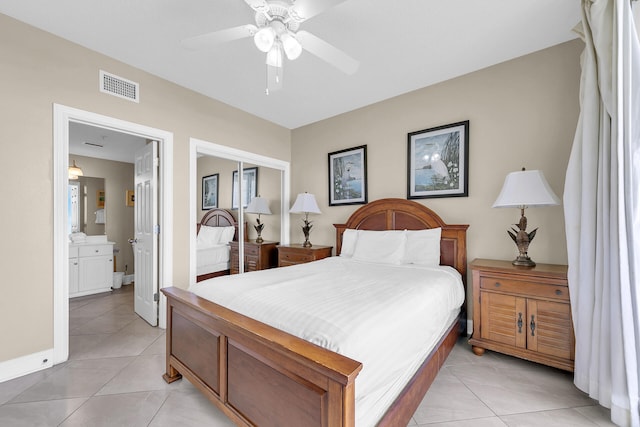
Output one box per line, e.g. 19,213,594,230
530,315,536,337
517,312,523,333
555,289,563,296
494,282,501,287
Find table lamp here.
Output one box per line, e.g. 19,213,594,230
289,192,321,247
245,196,272,243
493,168,560,267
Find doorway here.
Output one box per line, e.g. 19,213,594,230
53,104,174,364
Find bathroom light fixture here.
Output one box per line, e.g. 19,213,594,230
68,160,84,180
289,192,321,247
493,168,560,267
245,196,272,243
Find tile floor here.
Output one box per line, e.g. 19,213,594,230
0,286,615,426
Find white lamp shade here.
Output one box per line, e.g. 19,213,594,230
290,193,321,214
281,32,302,60
254,26,276,52
246,196,272,215
493,169,560,208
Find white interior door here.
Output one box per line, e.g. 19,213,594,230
133,141,158,326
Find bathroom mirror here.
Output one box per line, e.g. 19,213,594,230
68,176,106,234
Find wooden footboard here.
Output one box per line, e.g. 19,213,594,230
162,286,462,427
162,286,363,427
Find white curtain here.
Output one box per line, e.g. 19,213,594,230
564,0,640,426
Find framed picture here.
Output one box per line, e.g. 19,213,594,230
407,121,469,199
97,190,105,208
328,145,367,206
232,167,258,209
125,190,135,207
202,174,219,210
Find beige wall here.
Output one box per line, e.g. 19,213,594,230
291,39,582,289
70,155,135,274
0,13,290,362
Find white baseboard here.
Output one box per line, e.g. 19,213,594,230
467,319,473,336
0,349,54,383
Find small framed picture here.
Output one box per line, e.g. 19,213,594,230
97,190,105,208
202,174,219,210
125,190,135,207
328,145,367,206
407,121,469,199
232,167,258,209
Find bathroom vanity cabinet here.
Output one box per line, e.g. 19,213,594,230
69,241,114,298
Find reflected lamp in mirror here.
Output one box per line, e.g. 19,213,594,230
68,160,83,180
245,196,272,243
493,168,560,267
289,192,321,248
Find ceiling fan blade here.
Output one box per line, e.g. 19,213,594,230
182,25,257,50
289,0,349,23
243,0,270,14
297,31,359,75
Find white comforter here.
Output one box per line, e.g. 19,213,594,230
190,256,464,426
196,244,230,276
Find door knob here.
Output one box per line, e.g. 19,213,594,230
128,238,137,244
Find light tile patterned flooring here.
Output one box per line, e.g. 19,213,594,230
0,286,615,426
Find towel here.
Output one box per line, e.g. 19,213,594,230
70,232,87,243
95,209,105,224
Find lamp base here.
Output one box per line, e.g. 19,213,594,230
302,240,312,248
255,236,264,243
512,255,536,267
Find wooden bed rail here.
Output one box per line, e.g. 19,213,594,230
162,286,363,426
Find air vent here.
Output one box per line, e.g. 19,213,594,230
99,70,139,103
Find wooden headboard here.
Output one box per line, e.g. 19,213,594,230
198,208,247,241
333,198,469,282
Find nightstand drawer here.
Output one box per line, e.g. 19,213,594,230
480,277,569,300
279,251,314,263
277,245,332,267
243,244,259,256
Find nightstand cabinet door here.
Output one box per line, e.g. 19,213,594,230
527,299,574,361
480,292,527,349
229,241,278,274
469,258,574,371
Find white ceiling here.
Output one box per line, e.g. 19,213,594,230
69,122,147,164
1,0,581,130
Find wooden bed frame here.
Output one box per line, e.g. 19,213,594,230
163,199,468,426
196,208,247,282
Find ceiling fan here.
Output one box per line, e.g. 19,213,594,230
182,0,359,94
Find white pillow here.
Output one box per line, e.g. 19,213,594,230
352,230,406,264
340,229,358,257
403,228,442,266
220,226,236,244
197,225,224,249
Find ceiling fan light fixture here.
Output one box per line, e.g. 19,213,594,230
254,26,276,52
68,160,84,180
281,32,302,60
266,42,283,67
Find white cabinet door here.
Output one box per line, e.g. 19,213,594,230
79,255,113,292
69,257,79,296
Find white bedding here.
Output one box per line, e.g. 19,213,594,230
196,244,230,276
190,256,464,426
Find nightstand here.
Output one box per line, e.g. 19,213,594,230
468,258,574,371
277,244,332,267
229,241,279,274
